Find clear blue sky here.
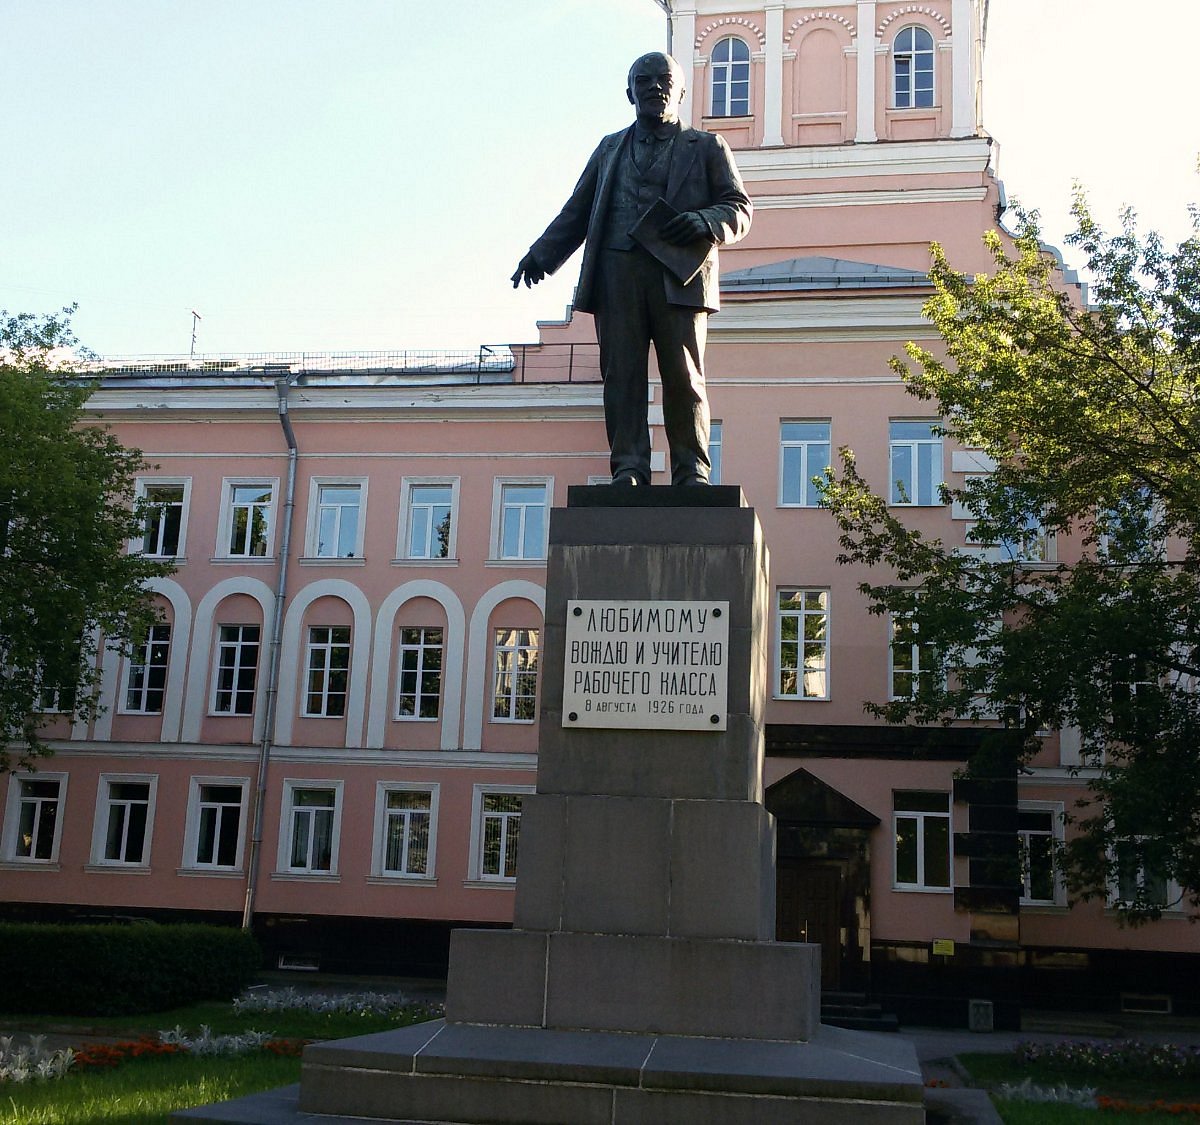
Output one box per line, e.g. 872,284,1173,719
2,0,1196,357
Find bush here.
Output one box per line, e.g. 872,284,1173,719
0,923,261,1015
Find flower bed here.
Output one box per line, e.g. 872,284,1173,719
1014,1041,1200,1083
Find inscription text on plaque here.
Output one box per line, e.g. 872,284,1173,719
562,599,729,731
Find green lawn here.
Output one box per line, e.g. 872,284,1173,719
0,995,440,1124
0,1051,301,1125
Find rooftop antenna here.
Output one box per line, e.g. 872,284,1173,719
190,309,202,359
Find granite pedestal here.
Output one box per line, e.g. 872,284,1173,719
175,486,924,1124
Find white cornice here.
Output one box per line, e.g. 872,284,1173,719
735,137,991,181
44,740,538,771
712,294,937,335
752,185,988,209
86,382,605,420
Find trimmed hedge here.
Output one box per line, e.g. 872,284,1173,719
0,922,261,1015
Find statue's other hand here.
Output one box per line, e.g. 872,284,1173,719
512,254,546,288
661,211,710,246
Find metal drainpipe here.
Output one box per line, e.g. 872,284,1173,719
241,377,299,930
649,0,673,54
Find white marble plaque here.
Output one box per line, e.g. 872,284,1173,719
562,600,729,731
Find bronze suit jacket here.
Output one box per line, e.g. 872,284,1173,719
527,125,753,315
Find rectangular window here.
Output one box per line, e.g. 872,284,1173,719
226,483,273,557
36,670,77,714
777,589,829,700
314,484,362,558
889,421,942,506
497,481,549,560
213,625,260,715
779,421,831,507
480,792,523,881
188,780,246,869
709,420,723,485
1114,837,1172,909
999,512,1050,563
396,627,443,720
890,610,937,700
303,626,351,718
381,789,433,877
124,623,171,714
405,483,455,560
492,627,539,722
97,778,153,865
6,777,64,862
1019,807,1058,904
282,784,340,874
894,791,951,890
140,484,185,557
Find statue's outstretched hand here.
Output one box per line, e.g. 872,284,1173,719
661,211,711,246
512,254,546,288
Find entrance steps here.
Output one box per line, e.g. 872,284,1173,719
822,991,901,1033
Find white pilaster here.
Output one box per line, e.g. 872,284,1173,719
672,7,697,127
763,4,785,146
855,0,878,142
950,0,975,136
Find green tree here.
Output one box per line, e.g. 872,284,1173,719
821,194,1200,923
0,307,171,771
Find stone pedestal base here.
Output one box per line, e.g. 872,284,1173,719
295,1021,925,1124
447,928,821,1041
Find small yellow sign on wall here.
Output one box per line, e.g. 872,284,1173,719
932,939,956,957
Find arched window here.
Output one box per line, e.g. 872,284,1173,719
893,26,934,108
711,36,750,117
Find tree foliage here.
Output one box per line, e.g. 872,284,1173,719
821,194,1200,923
0,307,170,771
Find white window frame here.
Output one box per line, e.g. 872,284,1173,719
708,420,723,485
399,477,460,561
710,35,751,117
133,477,191,559
210,623,262,715
779,420,832,508
90,773,157,868
371,782,439,880
302,625,352,718
1097,489,1164,560
491,627,540,724
2,772,68,864
1018,801,1064,906
490,477,552,562
467,784,535,884
34,647,80,714
889,421,942,507
119,622,172,715
893,790,952,892
216,477,278,560
999,512,1053,563
889,608,939,700
305,477,367,560
893,24,935,109
775,588,830,700
1109,835,1183,913
278,779,344,876
396,625,443,721
182,776,249,871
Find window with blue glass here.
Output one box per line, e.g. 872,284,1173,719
711,37,751,116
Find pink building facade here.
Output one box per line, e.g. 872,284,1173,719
3,0,1195,1023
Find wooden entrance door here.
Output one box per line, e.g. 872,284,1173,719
777,861,843,991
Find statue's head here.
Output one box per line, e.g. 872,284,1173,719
626,52,686,126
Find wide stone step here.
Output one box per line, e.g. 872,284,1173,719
285,1019,924,1124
